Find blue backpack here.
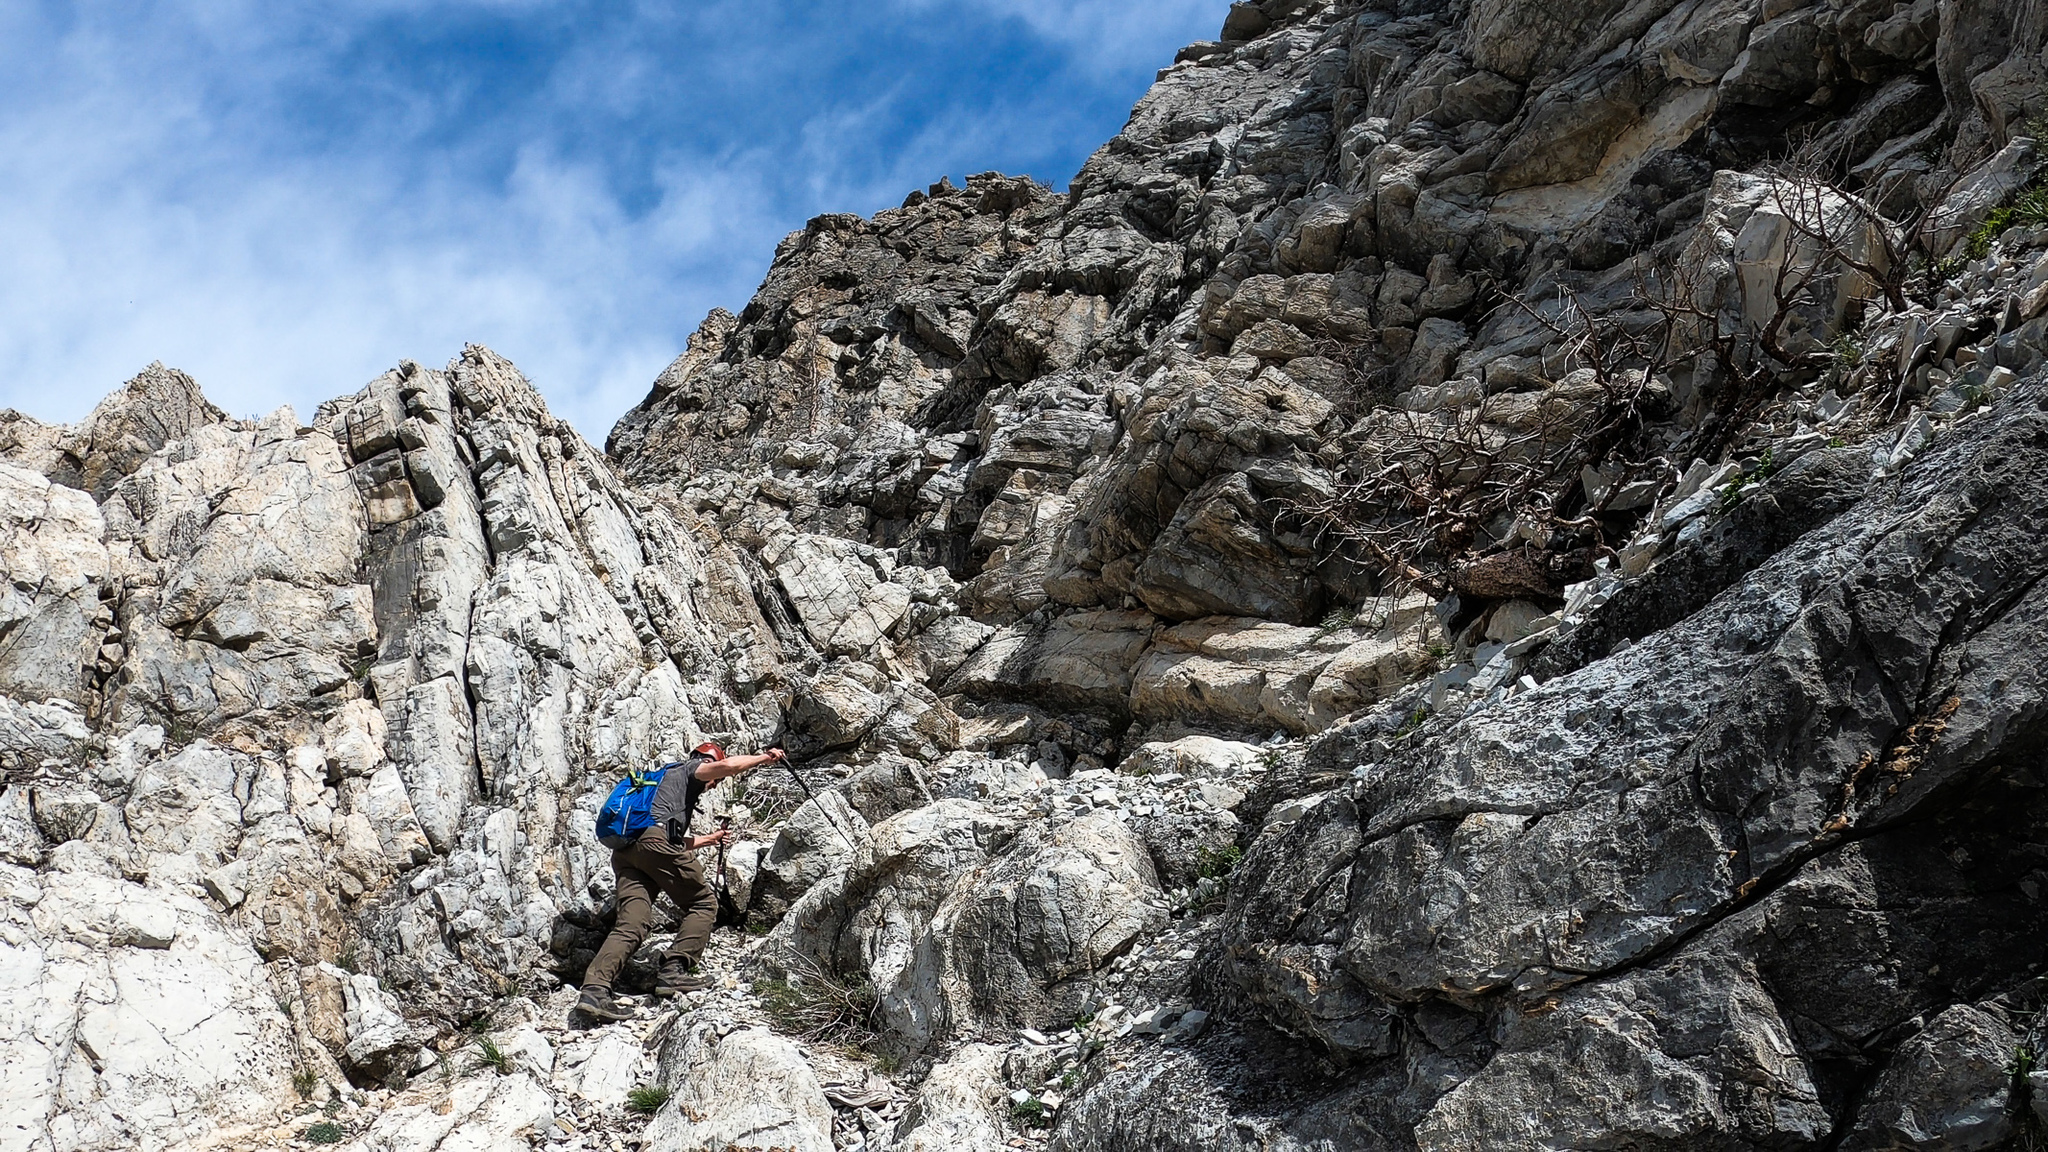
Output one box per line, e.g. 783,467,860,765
595,762,685,849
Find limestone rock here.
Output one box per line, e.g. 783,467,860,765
1839,1005,2019,1151
348,1070,556,1152
0,462,108,708
338,967,421,1079
927,811,1168,1038
891,1043,1010,1152
1924,138,2041,259
1117,736,1266,780
754,788,873,921
769,798,1018,1051
645,1024,834,1152
1681,170,1894,360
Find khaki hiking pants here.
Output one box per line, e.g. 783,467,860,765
582,829,716,991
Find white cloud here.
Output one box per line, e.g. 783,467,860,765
0,1,1229,439
925,0,1227,72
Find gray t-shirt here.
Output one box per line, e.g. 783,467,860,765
647,755,711,839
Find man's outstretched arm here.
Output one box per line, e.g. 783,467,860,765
692,747,786,782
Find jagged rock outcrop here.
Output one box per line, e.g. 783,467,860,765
5,0,2048,1149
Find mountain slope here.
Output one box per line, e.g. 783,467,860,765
4,1,2048,1149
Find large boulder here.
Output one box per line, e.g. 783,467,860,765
1130,602,1442,736
644,1024,834,1152
753,789,874,922
890,1043,1011,1152
925,812,1168,1038
769,799,1018,1051
1680,170,1894,363
1839,1005,2019,1152
6,862,299,1150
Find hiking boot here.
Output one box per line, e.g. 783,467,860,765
653,961,713,997
573,986,634,1022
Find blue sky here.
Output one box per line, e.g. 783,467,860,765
0,0,1229,439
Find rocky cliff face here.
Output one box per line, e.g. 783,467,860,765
7,1,2048,1149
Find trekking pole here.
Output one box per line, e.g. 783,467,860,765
776,756,862,853
712,814,733,901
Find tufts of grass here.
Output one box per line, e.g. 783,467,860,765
626,1085,672,1115
1967,184,2048,260
1195,845,1244,881
1010,1097,1054,1129
291,1067,319,1100
472,1036,511,1076
1829,331,1865,370
304,1120,347,1144
1316,608,1357,636
1719,448,1779,512
756,950,882,1050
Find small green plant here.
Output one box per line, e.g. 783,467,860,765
1317,608,1357,636
870,1050,903,1074
1967,183,2048,260
472,1036,511,1076
1073,1011,1096,1029
304,1121,347,1145
1259,749,1282,772
1195,845,1244,881
291,1067,319,1100
1829,331,1865,369
1426,643,1450,659
1719,448,1778,512
1058,1068,1079,1091
335,944,361,974
1393,706,1430,741
626,1085,672,1115
1010,1097,1054,1129
323,1098,343,1117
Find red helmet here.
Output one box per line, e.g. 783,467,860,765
692,741,727,760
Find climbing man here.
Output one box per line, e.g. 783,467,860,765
575,741,786,1021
